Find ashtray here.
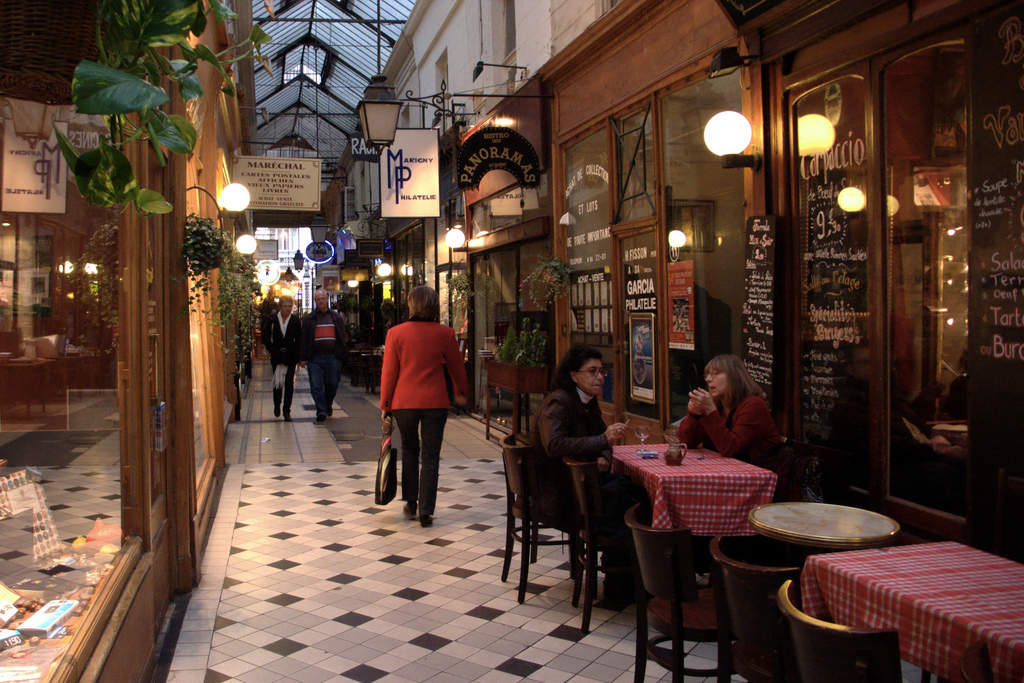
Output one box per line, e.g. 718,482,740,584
637,449,658,458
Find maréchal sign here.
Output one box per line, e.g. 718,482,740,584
232,155,321,211
457,127,540,190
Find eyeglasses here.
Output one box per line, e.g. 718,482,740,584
579,367,607,377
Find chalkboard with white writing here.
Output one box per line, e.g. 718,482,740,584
742,216,776,405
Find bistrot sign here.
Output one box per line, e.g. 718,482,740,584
379,129,439,218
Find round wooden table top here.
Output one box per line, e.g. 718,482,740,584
748,502,900,549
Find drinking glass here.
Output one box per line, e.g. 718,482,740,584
634,425,649,448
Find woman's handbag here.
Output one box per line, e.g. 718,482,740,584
375,414,397,505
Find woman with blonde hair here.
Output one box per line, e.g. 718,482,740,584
678,353,781,463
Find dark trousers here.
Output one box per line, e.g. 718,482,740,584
392,408,448,516
271,362,296,415
307,354,340,418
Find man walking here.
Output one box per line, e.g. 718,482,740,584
262,295,301,421
300,288,347,423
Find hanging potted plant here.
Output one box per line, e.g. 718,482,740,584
519,258,570,307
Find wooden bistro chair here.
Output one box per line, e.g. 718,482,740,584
710,536,800,683
564,458,633,634
776,579,902,683
500,434,572,603
624,505,718,682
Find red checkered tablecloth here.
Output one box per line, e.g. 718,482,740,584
612,445,777,535
801,542,1024,682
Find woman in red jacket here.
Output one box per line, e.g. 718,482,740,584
380,286,468,527
678,354,781,463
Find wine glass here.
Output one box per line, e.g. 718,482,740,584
633,425,650,449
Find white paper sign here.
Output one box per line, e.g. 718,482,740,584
380,129,439,218
232,155,321,211
2,122,68,214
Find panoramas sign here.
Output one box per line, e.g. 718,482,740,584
232,155,321,211
380,129,439,218
457,126,540,190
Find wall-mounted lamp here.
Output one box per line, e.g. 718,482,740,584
472,61,527,82
707,46,759,79
235,234,257,255
703,111,761,170
376,261,393,278
837,186,866,212
445,225,466,249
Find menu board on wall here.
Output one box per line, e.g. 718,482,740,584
969,3,1024,470
742,216,775,404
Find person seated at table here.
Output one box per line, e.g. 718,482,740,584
532,345,648,601
678,354,782,464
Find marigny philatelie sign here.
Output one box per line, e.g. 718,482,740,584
379,129,439,218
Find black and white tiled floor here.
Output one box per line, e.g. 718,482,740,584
162,368,925,683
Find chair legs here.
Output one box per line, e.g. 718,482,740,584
579,543,599,634
501,507,515,583
499,507,532,604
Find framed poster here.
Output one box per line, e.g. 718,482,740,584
629,313,655,403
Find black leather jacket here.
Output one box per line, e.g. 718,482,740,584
532,388,610,462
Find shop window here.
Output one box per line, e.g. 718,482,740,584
564,130,614,400
0,102,122,673
614,106,655,223
883,43,968,516
660,74,746,423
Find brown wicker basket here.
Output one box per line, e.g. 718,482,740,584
0,0,99,104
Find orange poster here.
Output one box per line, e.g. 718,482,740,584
667,260,695,350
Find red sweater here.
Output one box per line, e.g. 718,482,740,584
379,321,469,412
676,395,781,463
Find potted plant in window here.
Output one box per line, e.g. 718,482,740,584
485,319,549,394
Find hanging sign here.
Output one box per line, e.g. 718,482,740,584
380,129,439,218
457,126,540,190
305,240,335,264
256,260,282,286
232,155,321,211
667,260,695,351
350,136,379,162
2,121,68,214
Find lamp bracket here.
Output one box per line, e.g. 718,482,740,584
722,151,762,171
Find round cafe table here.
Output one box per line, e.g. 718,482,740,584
748,502,899,550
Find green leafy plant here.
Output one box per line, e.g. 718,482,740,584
449,272,472,307
55,0,269,214
181,213,225,307
496,320,547,367
520,258,570,307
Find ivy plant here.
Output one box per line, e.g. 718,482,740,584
55,0,269,215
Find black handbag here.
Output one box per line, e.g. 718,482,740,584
375,414,397,505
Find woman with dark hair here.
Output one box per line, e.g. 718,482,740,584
380,286,468,527
678,353,781,463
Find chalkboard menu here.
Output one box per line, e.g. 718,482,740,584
742,215,775,404
796,77,869,444
969,3,1024,474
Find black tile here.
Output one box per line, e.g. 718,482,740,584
268,559,300,570
0,550,26,561
392,587,428,601
466,605,503,620
271,475,291,480
48,504,71,511
204,670,232,683
85,513,112,520
346,474,366,479
448,504,471,510
554,561,572,572
426,538,454,547
444,567,475,578
360,507,383,514
63,486,87,492
322,543,351,552
270,510,295,517
328,573,359,584
233,522,248,529
266,593,302,606
548,624,586,642
229,546,246,555
317,519,342,527
476,458,494,463
409,633,451,651
467,523,491,531
272,462,290,467
340,664,388,682
222,577,242,589
303,403,316,410
496,657,542,677
525,582,548,594
353,489,374,496
264,638,306,656
238,501,250,507
450,465,468,470
487,549,506,558
241,484,251,489
333,611,373,626
314,499,336,505
368,529,395,537
437,486,454,493
310,482,331,488
271,491,293,497
269,531,296,540
464,478,484,484
310,468,327,473
101,493,120,501
480,493,502,500
213,616,236,631
379,554,411,565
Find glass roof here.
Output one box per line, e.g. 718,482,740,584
249,0,414,175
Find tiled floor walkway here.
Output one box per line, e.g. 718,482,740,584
159,364,924,683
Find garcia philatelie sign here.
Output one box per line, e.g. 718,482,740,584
457,127,541,190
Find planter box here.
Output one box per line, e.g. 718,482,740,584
485,360,548,394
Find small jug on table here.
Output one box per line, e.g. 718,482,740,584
664,433,687,466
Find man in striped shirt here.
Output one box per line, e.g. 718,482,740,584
300,288,348,423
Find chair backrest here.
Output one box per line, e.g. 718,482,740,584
710,536,800,651
960,640,994,683
776,580,902,683
563,458,604,532
995,467,1024,562
523,444,574,532
502,433,530,508
624,504,698,603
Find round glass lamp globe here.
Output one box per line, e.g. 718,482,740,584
218,183,250,212
376,262,393,278
837,187,866,213
347,280,359,288
668,229,687,248
887,194,900,216
445,227,466,249
797,114,836,156
235,233,257,254
703,111,752,156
